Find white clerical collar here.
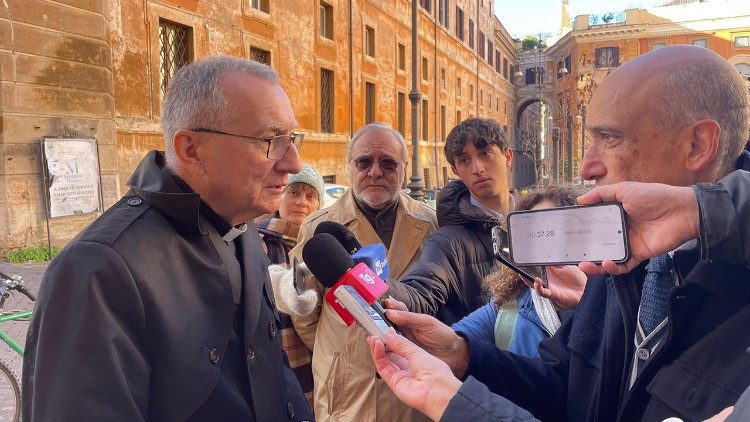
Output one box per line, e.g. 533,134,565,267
222,223,248,241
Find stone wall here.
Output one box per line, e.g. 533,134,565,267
0,0,117,249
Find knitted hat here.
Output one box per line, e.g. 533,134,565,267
286,164,325,207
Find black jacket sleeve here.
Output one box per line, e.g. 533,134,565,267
694,169,750,267
457,316,571,421
387,232,460,316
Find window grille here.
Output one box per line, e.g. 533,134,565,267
595,47,620,67
158,20,191,96
397,92,406,135
321,69,334,133
422,99,429,141
365,82,376,124
250,47,271,65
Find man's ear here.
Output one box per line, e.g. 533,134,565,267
684,119,720,174
504,148,513,166
450,165,458,177
172,130,205,175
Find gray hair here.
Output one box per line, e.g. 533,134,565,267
161,55,280,169
656,61,750,177
346,123,408,162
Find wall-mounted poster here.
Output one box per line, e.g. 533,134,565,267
43,138,102,218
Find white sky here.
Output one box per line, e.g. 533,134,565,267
494,0,665,39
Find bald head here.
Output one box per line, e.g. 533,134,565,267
591,45,749,178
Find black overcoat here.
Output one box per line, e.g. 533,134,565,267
22,151,312,421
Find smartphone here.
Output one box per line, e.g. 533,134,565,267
490,226,543,287
334,285,392,347
507,202,630,266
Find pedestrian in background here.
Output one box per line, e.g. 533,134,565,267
290,122,438,421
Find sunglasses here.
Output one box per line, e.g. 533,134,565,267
353,157,402,174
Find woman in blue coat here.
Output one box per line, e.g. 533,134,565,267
452,183,588,357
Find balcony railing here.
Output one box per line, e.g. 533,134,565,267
588,11,626,26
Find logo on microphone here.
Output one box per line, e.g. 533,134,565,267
358,268,376,285
373,259,386,276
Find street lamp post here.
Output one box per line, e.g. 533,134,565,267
566,113,574,181
407,0,424,201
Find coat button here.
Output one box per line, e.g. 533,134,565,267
246,346,255,361
126,197,142,206
208,349,220,363
268,321,277,338
636,348,650,360
287,402,294,419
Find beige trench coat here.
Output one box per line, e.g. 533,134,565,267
289,190,438,421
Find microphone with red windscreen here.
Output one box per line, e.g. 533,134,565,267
314,221,390,280
302,233,390,326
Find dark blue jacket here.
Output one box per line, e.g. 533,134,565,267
442,169,750,422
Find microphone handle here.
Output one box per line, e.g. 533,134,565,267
371,300,402,335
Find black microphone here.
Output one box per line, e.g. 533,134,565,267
315,221,362,254
303,233,391,326
313,221,391,279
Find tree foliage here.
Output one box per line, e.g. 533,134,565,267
521,33,551,50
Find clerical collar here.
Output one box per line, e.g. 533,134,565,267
168,170,247,241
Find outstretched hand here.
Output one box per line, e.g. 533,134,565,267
382,298,469,378
576,182,699,276
368,329,462,421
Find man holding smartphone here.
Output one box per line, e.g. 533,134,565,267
370,45,750,421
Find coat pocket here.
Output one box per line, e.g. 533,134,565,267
646,361,740,421
323,351,347,416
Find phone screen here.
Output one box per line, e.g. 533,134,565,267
507,202,629,266
491,226,540,285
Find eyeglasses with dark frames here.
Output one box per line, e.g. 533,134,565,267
191,128,304,161
352,156,402,174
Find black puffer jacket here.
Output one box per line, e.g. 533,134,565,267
389,180,500,324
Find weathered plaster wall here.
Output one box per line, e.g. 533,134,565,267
1,0,117,249
2,0,518,247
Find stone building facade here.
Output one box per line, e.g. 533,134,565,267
1,0,118,249
1,0,517,248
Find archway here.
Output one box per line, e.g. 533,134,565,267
513,98,554,188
